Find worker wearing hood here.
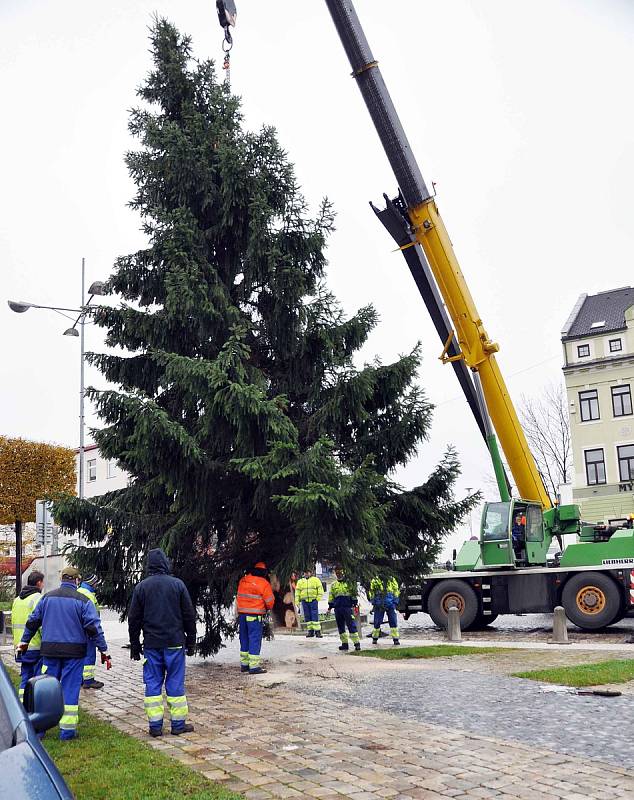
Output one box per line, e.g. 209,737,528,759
128,548,197,737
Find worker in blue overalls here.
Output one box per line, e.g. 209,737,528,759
295,569,324,638
328,568,361,652
370,576,400,646
18,566,111,740
77,574,103,690
12,570,44,702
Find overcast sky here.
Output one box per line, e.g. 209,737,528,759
2,0,634,555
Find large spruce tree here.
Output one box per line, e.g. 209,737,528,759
55,20,476,654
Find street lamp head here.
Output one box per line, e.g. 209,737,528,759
87,281,107,296
8,300,32,313
63,327,80,337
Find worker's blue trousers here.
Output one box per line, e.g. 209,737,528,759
334,608,360,644
238,614,263,672
372,607,399,640
41,657,83,740
17,649,41,702
82,640,97,684
143,647,188,733
301,600,321,631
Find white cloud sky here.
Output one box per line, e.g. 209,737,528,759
2,0,634,556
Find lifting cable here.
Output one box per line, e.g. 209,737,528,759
215,0,237,87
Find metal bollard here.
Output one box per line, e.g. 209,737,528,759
551,605,569,644
446,605,462,642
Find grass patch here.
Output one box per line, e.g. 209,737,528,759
0,601,11,612
513,659,634,687
7,667,241,800
352,644,503,660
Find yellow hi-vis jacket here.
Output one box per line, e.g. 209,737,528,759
12,590,42,650
295,576,324,603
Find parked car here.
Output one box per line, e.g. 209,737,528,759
0,661,73,798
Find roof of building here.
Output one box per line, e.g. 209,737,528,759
0,557,36,577
562,287,634,340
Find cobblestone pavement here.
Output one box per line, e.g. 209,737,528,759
296,665,634,768
5,635,634,800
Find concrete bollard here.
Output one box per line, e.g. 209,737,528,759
446,605,462,642
551,605,570,644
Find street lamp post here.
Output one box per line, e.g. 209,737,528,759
8,258,106,557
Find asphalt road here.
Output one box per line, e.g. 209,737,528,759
399,610,634,643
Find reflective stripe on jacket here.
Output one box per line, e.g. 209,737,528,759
236,574,275,615
295,576,323,603
12,589,42,650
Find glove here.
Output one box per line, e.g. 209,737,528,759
186,645,196,657
353,605,360,615
100,652,112,670
130,643,142,661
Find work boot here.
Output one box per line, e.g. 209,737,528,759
171,723,194,736
393,639,400,646
338,643,349,651
149,728,163,738
240,665,250,673
315,631,323,638
82,679,104,690
306,629,315,638
354,643,361,651
372,638,379,645
249,667,268,675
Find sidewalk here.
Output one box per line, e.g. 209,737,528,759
14,632,630,800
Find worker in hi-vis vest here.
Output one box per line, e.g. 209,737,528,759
295,569,324,638
328,568,361,652
370,576,400,646
12,570,44,701
18,566,111,741
236,562,275,674
77,574,104,689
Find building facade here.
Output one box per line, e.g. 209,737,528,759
562,287,634,522
75,444,130,498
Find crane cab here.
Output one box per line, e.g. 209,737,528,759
480,500,549,568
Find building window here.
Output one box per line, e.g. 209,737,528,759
579,389,599,421
577,344,590,358
618,445,634,482
609,338,623,353
107,461,118,479
585,449,606,485
612,385,633,417
87,459,97,482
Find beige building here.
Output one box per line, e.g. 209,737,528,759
75,444,130,498
562,286,634,522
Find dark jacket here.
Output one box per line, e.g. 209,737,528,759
21,581,108,659
128,549,197,650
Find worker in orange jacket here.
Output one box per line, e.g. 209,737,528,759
236,562,275,674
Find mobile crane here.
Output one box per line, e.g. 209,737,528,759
218,1,634,631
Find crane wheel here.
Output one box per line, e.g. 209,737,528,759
561,572,621,630
427,579,479,630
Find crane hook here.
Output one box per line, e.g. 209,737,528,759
215,0,237,86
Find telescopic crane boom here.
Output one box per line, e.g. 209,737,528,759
323,0,550,509
216,0,549,509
